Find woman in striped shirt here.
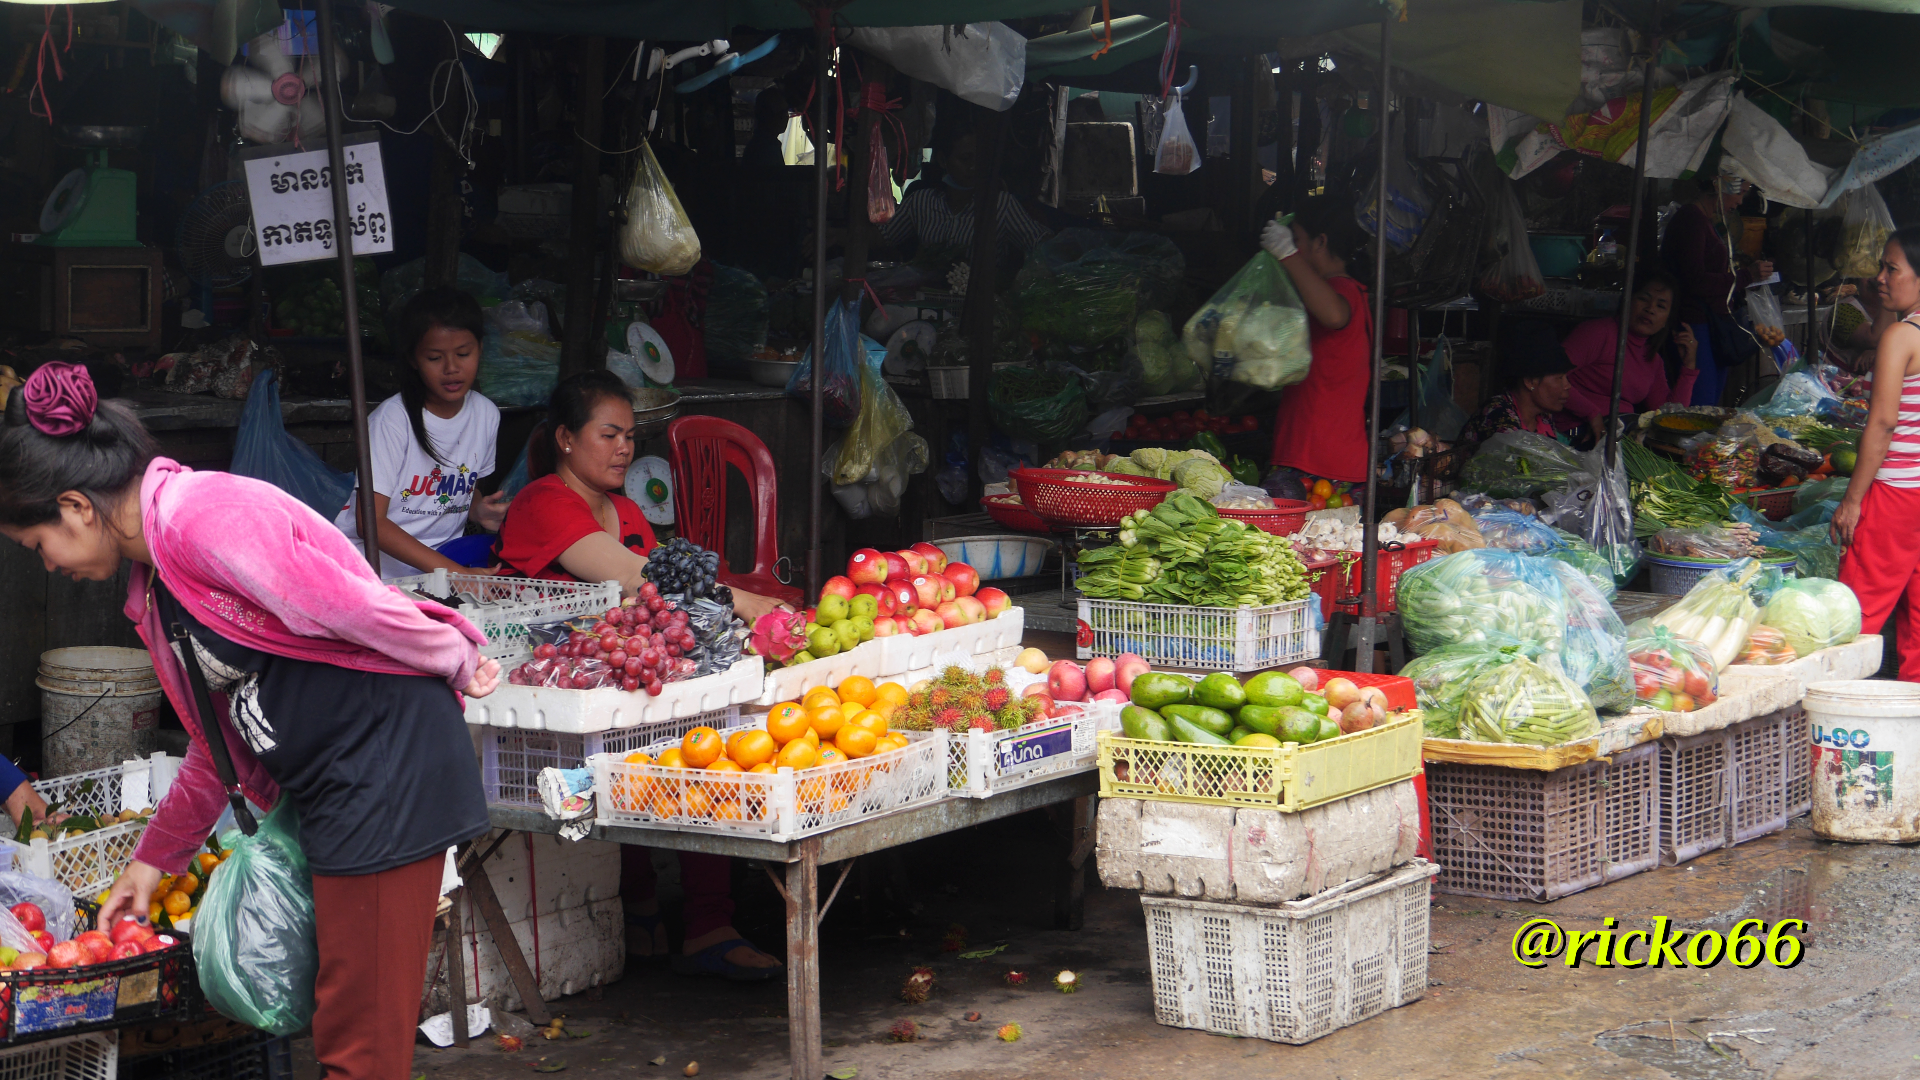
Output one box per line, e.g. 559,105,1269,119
878,132,1051,267
1835,226,1920,679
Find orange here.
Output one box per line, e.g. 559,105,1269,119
162,891,192,917
834,726,878,758
655,747,687,769
714,801,744,821
775,740,819,770
809,706,846,740
148,901,163,923
766,704,811,746
725,729,753,761
748,762,777,774
874,682,909,709
682,727,724,768
175,873,201,897
194,853,221,876
731,730,777,769
705,759,744,774
796,727,819,747
837,700,867,723
816,746,848,768
622,751,655,766
800,686,840,711
648,787,683,818
852,711,889,738
870,700,899,722
684,786,718,819
836,676,877,708
876,734,909,753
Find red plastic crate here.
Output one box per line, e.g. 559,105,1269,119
1294,539,1441,614
1312,669,1417,712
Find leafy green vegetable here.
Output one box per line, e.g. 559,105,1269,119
1760,578,1862,657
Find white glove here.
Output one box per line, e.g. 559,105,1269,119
1260,219,1298,261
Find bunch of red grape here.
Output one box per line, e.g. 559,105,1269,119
509,582,700,695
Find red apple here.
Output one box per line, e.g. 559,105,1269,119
46,941,85,968
935,575,957,604
29,931,51,954
846,548,889,585
976,587,1011,618
882,551,912,581
141,935,179,954
10,903,44,933
75,930,113,964
1022,685,1055,715
943,563,980,598
896,549,929,576
1093,688,1130,705
1086,657,1116,695
108,942,143,961
909,575,943,609
855,583,896,618
871,617,900,638
1048,660,1088,703
11,952,44,970
907,609,944,636
954,596,987,623
886,580,918,614
935,601,969,629
910,542,949,574
109,919,154,948
819,576,857,602
1115,654,1151,695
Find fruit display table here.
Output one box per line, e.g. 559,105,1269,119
486,770,1097,1080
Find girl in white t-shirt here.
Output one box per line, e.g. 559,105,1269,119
335,286,508,578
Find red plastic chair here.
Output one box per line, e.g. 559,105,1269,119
666,416,804,606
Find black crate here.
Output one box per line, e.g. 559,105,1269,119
125,1033,291,1080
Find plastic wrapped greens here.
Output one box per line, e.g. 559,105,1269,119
1550,561,1634,713
1015,230,1185,346
1649,558,1777,671
1543,546,1618,600
1460,431,1586,498
1398,636,1541,739
1181,252,1312,390
1759,577,1862,657
1396,549,1568,656
1459,655,1600,745
1128,310,1206,396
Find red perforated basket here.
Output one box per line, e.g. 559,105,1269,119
1295,538,1442,615
1009,468,1177,529
981,493,1050,534
1218,500,1312,537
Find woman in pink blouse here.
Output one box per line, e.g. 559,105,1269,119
1561,272,1699,433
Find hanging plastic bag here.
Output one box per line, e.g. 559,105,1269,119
1837,183,1895,278
1181,252,1311,390
620,142,702,276
988,363,1088,444
1353,115,1434,254
1389,337,1469,443
193,802,318,1036
834,360,914,486
867,117,897,224
1625,625,1720,712
475,328,562,407
230,369,354,521
1745,285,1787,353
1153,90,1200,175
1127,310,1205,396
1478,175,1544,302
786,298,863,427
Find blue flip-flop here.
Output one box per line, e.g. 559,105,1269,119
671,939,780,982
625,911,668,964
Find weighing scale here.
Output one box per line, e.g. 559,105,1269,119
627,321,676,386
626,455,676,525
37,126,146,248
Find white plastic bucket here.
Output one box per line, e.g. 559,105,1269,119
37,647,162,778
1803,680,1920,843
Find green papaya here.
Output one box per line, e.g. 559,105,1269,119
1278,707,1323,744
1314,717,1344,742
1228,726,1253,743
1169,716,1230,745
1237,705,1285,737
1244,671,1305,708
1161,704,1235,736
1120,705,1173,742
1129,672,1194,710
1298,693,1330,716
1193,672,1248,711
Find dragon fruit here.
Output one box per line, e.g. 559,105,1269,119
750,610,809,663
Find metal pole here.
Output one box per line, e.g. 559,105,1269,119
1805,211,1816,357
1605,8,1659,470
807,22,831,596
315,0,380,576
1358,17,1392,618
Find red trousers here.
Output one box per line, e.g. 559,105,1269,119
1838,481,1920,680
311,854,445,1080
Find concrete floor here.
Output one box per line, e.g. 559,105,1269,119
333,811,1920,1080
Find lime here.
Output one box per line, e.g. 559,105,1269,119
1832,448,1857,474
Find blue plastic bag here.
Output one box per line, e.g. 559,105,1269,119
193,801,317,1036
786,298,863,427
229,369,354,520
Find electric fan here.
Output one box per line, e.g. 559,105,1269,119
177,182,256,293
219,29,324,145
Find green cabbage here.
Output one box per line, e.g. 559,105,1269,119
1171,458,1233,500
1131,447,1171,476
1760,578,1862,657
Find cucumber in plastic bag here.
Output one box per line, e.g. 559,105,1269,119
192,802,317,1035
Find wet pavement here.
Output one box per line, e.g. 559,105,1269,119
289,812,1920,1080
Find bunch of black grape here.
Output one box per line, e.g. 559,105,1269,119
645,537,723,599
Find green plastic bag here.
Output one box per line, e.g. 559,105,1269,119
989,364,1088,444
1181,251,1311,390
193,802,317,1036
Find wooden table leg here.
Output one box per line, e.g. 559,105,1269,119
446,887,470,1048
1055,795,1096,931
460,847,552,1025
785,839,822,1080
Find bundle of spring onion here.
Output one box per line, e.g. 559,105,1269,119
1459,655,1600,745
1075,491,1311,606
1648,559,1763,670
1623,439,1735,538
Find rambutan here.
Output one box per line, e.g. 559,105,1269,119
900,967,935,1004
1004,970,1027,986
997,1023,1022,1042
890,1019,920,1042
929,686,953,708
968,716,994,732
983,668,1006,686
984,687,1011,712
931,707,962,730
939,665,971,686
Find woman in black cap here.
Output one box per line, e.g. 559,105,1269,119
1458,318,1576,447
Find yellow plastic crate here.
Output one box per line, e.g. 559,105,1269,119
1096,714,1422,811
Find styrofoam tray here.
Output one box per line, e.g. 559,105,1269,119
465,656,765,733
869,608,1026,676
755,640,885,706
1726,634,1883,687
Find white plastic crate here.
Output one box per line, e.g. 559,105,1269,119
869,608,1025,676
755,641,885,706
1142,860,1438,1045
591,725,947,841
394,570,623,661
465,655,764,733
946,702,1120,799
0,1032,116,1080
478,708,742,807
15,755,180,900
1075,597,1317,672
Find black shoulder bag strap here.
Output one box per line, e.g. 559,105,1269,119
151,576,260,837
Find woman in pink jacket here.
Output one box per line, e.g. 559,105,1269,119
0,363,498,1080
1560,271,1700,435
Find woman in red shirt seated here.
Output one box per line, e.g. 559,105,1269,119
496,371,786,979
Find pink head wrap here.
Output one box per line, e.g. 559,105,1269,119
21,361,96,438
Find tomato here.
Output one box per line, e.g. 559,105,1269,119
1647,689,1673,712
1659,667,1686,693
1238,416,1260,432
1682,670,1710,699
1307,495,1328,510
1193,408,1210,422
1668,692,1695,713
1172,410,1191,422
1633,673,1660,699
1311,479,1333,499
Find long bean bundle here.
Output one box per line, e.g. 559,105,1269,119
1460,656,1600,745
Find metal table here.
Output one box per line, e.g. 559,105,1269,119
488,771,1100,1080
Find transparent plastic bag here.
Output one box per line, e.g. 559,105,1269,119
1127,310,1205,396
1389,337,1469,443
1471,507,1565,552
1793,476,1850,512
1685,434,1761,488
1739,624,1799,665
475,328,561,407
1745,286,1786,351
1625,625,1720,712
1550,561,1634,714
620,142,701,276
833,362,914,486
1578,450,1644,589
1837,184,1895,279
1398,635,1540,739
1181,251,1311,390
483,300,549,338
1459,654,1599,745
1543,545,1617,600
1477,175,1544,302
1015,230,1185,347
1760,577,1862,657
1394,549,1568,657
989,363,1088,444
1460,431,1584,498
193,802,317,1035
867,118,897,224
231,369,355,520
787,298,863,427
1153,90,1199,175
1648,524,1760,560
0,870,75,944
1756,370,1841,419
